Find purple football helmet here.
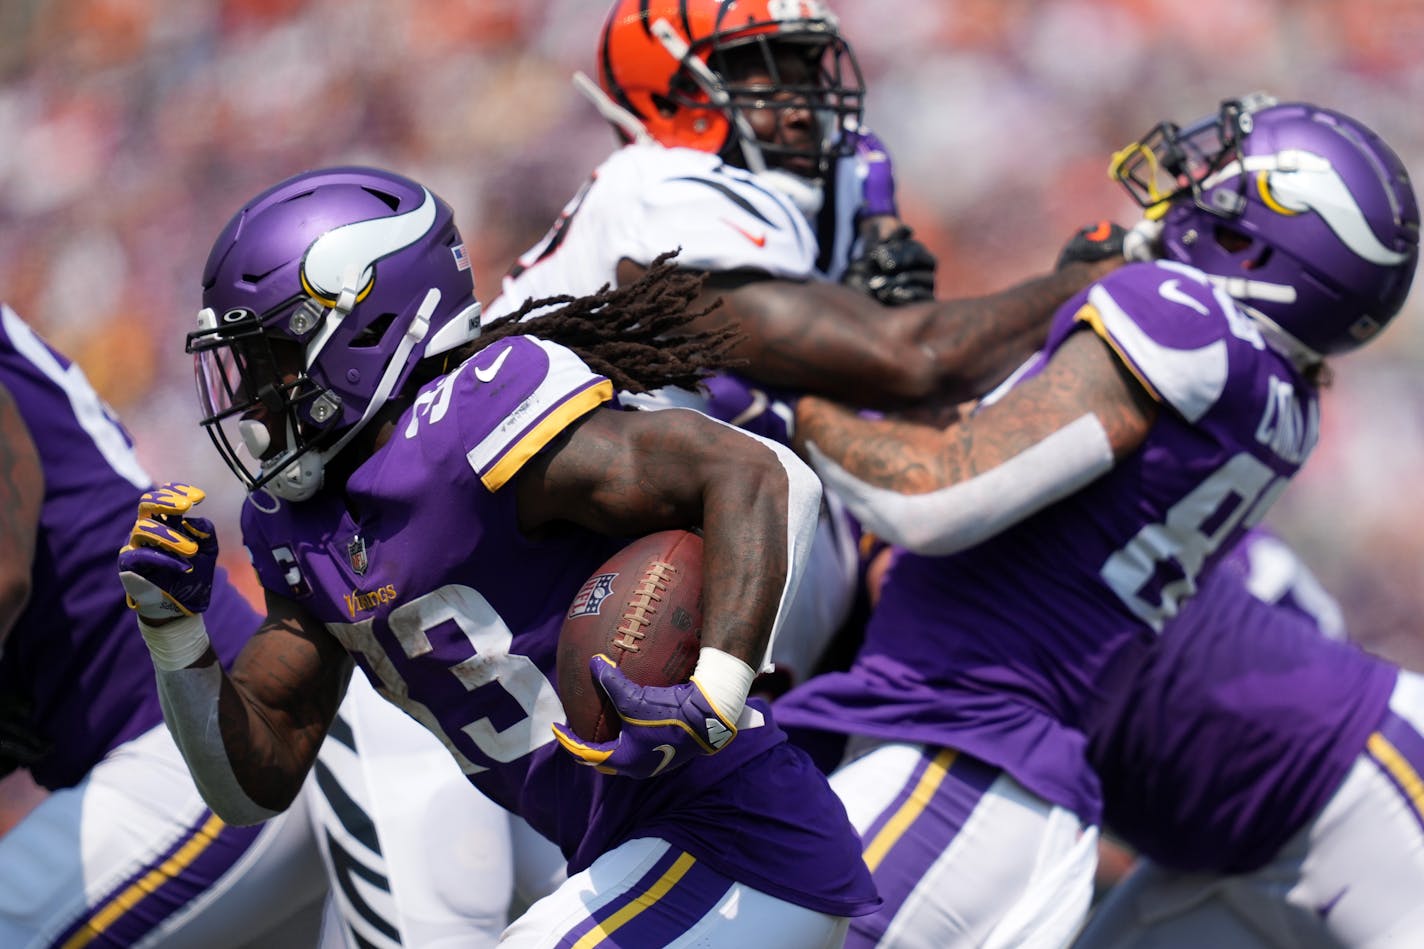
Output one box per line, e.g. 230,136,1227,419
188,167,481,501
1112,94,1419,358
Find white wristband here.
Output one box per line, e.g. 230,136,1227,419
692,646,756,726
138,614,212,672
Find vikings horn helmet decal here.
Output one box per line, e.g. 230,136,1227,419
1113,96,1419,358
188,167,482,502
300,188,438,306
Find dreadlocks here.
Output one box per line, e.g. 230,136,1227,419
459,251,744,394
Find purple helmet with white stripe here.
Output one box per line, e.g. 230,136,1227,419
1113,95,1419,358
188,167,481,501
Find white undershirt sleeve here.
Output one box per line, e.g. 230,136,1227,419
806,413,1115,557
153,655,282,826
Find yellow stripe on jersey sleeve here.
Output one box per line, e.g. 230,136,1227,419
479,380,614,491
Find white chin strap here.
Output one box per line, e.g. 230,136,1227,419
238,418,271,457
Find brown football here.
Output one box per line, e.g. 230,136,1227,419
557,529,704,743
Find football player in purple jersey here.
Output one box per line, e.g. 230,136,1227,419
116,166,879,947
773,95,1420,946
1076,526,1424,947
0,304,328,948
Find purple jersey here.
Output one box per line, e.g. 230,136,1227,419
777,261,1319,824
1090,529,1395,871
0,305,257,789
238,335,878,917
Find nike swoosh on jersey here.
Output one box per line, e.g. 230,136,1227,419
1083,283,1229,424
473,346,512,383
720,218,768,248
1158,279,1210,316
649,743,677,777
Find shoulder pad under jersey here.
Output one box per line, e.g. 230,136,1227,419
1068,260,1272,423
607,145,818,278
405,335,614,492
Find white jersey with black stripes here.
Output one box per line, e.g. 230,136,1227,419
485,143,821,322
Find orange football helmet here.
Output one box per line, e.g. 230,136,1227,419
596,0,864,177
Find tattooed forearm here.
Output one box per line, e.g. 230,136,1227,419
794,397,964,494
794,326,1157,497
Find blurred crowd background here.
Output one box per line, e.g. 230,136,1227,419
2,0,1423,664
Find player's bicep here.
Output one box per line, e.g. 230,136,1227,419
614,257,769,335
618,258,936,404
514,407,752,537
0,381,42,644
228,589,351,750
989,326,1159,460
799,328,1157,555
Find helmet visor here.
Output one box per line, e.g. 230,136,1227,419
186,311,325,493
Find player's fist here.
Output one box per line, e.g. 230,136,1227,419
702,374,799,444
117,482,218,621
844,225,938,306
1056,220,1128,270
1057,218,1163,271
551,655,738,779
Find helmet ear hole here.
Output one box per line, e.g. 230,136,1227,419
351,313,397,349
1213,224,1253,253
1212,224,1275,271
650,91,680,118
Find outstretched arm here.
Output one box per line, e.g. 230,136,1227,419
617,257,1119,407
792,328,1159,555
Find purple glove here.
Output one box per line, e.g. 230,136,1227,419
117,482,218,620
551,655,738,779
702,373,799,444
849,127,898,220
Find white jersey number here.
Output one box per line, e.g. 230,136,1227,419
328,584,564,776
1100,452,1287,631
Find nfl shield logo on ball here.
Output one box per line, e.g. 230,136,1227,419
568,573,618,618
347,535,369,576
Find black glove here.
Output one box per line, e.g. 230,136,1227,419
1056,220,1128,270
0,692,51,779
844,225,938,306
